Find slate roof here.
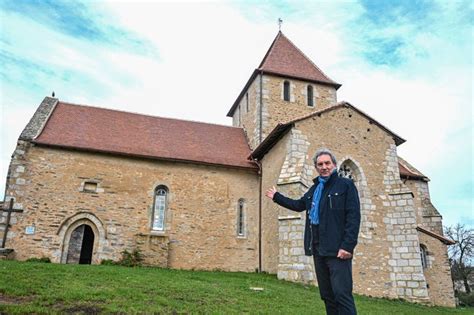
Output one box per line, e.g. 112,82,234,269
33,102,257,170
227,32,340,117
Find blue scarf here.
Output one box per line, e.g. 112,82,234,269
309,172,333,225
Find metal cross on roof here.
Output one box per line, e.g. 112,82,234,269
278,18,283,31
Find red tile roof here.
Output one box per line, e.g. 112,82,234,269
34,102,257,170
227,32,340,117
398,156,429,181
258,31,340,87
417,226,455,245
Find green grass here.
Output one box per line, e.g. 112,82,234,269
0,260,471,314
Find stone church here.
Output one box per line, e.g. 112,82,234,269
1,32,456,306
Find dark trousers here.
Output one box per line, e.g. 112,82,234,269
312,244,357,315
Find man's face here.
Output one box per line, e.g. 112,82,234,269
315,154,336,177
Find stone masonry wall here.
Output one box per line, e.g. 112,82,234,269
277,129,312,187
277,182,315,284
280,107,400,298
233,74,337,151
418,232,456,307
260,105,454,306
1,140,33,243
262,74,337,144
381,144,429,303
276,129,314,283
3,145,259,272
405,180,443,234
260,131,292,273
1,97,58,244
233,76,259,149
405,179,455,307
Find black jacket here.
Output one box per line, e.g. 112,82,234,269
273,171,361,256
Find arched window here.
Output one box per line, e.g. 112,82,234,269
420,244,428,268
237,199,245,236
338,162,355,181
152,185,168,231
307,85,314,107
338,159,363,191
283,81,290,101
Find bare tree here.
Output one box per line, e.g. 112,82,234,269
445,223,474,293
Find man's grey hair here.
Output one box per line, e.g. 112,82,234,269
312,148,337,165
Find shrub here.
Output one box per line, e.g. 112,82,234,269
26,257,51,263
119,249,143,267
100,259,118,266
457,292,474,307
100,249,143,267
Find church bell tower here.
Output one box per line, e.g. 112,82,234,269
227,31,341,150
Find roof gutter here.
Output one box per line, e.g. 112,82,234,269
250,158,263,273
259,70,263,143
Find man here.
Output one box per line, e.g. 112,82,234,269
266,148,360,315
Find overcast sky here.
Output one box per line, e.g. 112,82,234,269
1,0,472,228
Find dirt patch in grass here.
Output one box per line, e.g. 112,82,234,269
0,294,35,305
61,304,103,314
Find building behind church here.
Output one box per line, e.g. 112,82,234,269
1,32,456,307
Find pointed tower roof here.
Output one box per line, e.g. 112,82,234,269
227,32,341,116
258,31,340,87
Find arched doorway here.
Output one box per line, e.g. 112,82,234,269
66,224,95,264
58,212,107,264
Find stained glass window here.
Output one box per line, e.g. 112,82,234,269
152,186,168,231
237,199,245,236
283,81,290,101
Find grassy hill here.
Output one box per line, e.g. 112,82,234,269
0,260,471,314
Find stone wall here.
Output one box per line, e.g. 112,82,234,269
233,74,337,150
405,180,443,234
275,129,314,283
259,105,455,305
405,179,455,307
278,107,399,299
233,75,263,150
1,140,32,242
260,131,292,273
262,74,337,143
418,232,456,307
277,129,312,187
277,182,315,284
3,145,259,271
381,145,429,303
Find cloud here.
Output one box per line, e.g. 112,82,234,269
0,0,153,55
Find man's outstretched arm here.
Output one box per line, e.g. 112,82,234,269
265,186,307,212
